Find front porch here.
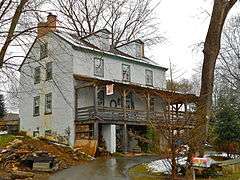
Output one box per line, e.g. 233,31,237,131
73,75,198,153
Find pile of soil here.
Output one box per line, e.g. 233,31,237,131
0,136,92,179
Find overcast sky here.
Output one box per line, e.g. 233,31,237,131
148,0,239,79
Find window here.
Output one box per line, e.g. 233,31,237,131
46,62,52,80
40,42,48,59
45,93,52,114
97,90,104,106
34,67,41,84
94,58,104,77
145,69,153,86
122,64,131,81
33,96,40,116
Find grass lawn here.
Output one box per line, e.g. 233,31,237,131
129,163,240,180
0,134,17,148
129,164,167,180
199,172,240,180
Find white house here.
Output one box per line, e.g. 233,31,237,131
19,14,197,153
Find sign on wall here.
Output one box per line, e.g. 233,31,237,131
106,84,114,95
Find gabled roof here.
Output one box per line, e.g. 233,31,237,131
116,39,144,48
18,30,168,71
80,29,111,40
54,30,168,70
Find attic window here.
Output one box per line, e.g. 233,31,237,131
145,69,153,86
94,58,104,77
122,64,131,82
40,42,48,59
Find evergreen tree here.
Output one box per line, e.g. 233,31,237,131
214,92,240,155
0,94,6,118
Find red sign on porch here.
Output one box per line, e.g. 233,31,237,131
106,84,114,95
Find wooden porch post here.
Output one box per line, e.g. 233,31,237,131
146,92,150,122
93,84,99,140
123,89,128,152
75,88,78,120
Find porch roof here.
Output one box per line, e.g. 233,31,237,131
73,74,199,104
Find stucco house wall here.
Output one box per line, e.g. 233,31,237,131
72,49,166,89
19,33,76,146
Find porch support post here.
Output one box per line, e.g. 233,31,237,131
146,92,150,122
93,84,98,140
123,123,128,153
94,122,99,140
123,89,128,152
93,84,98,116
75,88,78,120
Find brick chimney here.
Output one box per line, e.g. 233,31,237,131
37,13,57,38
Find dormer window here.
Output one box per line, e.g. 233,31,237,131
145,69,153,86
94,58,104,77
122,64,130,82
40,42,48,59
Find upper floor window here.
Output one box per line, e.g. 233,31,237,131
40,42,48,59
122,64,131,82
145,69,153,86
33,96,40,116
94,58,104,77
45,93,52,114
34,67,41,84
46,62,52,80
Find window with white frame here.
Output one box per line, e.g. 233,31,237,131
45,93,52,114
33,96,40,116
46,62,52,80
122,64,131,81
40,42,48,59
34,67,41,84
94,58,104,77
145,69,153,86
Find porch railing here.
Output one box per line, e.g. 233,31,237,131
76,106,196,127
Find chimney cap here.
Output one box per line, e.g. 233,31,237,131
47,12,57,18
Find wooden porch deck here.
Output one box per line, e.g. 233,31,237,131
75,106,196,128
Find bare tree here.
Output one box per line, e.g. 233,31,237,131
0,0,49,69
217,15,240,91
53,0,163,47
195,0,237,152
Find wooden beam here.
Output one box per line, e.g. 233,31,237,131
93,122,99,140
93,84,98,116
123,89,126,120
146,92,150,122
75,82,95,90
123,123,128,153
75,88,78,120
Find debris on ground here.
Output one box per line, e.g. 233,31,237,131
0,135,92,179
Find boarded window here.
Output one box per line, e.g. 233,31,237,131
45,93,52,114
94,58,104,77
122,64,130,81
33,96,40,116
46,62,52,80
40,42,48,59
145,69,153,86
34,67,41,84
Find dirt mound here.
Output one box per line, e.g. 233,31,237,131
0,135,92,179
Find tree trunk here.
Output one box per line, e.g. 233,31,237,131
0,0,28,68
186,0,237,179
196,0,237,150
